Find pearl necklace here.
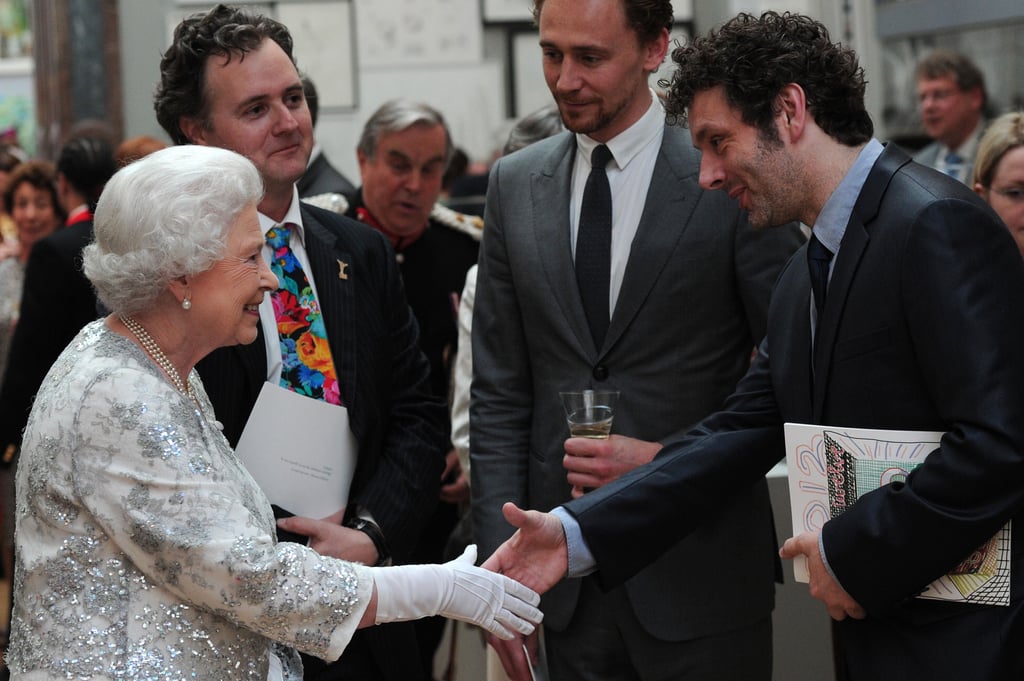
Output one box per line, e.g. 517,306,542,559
119,315,195,400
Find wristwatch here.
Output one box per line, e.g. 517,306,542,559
344,516,391,566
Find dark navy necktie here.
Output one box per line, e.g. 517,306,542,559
807,234,834,319
576,144,614,349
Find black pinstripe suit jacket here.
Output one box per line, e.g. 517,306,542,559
197,202,447,560
196,202,446,680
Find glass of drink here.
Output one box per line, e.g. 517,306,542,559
559,389,619,439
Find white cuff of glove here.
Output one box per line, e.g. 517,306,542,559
372,545,543,639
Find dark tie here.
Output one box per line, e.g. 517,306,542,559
576,144,614,348
807,234,834,319
266,223,343,405
943,151,963,180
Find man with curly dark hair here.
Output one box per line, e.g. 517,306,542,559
483,11,1024,681
472,1,804,681
154,6,450,681
153,5,294,147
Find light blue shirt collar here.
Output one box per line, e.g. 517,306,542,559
811,139,884,254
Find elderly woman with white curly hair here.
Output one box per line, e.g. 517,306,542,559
5,145,541,681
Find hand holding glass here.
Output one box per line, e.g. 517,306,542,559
560,390,619,497
559,390,619,439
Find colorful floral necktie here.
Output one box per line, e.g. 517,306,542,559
265,223,342,405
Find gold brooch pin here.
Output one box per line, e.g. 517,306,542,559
338,260,349,280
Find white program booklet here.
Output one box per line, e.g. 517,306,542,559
235,381,358,519
784,422,1011,606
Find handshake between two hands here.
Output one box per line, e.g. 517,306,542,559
276,430,865,681
366,503,571,681
371,502,572,641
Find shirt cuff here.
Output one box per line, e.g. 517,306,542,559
551,506,597,577
819,532,843,589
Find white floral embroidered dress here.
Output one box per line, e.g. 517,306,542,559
7,320,372,680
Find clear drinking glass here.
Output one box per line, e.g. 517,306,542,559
559,389,619,439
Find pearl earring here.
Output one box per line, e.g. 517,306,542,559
182,298,192,310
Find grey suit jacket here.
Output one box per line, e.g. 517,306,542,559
471,126,804,639
912,140,943,169
912,134,983,185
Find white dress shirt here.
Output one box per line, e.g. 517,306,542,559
570,90,665,316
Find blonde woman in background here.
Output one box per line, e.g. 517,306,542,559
974,111,1024,256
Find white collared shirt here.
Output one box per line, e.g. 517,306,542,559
570,90,665,316
257,186,325,383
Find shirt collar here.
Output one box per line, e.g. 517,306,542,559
258,185,305,244
575,88,664,170
812,138,884,253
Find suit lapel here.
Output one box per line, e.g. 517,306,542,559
300,205,358,409
811,145,910,419
532,135,597,355
604,126,698,354
811,222,867,419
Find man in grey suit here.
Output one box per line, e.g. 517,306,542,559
470,1,803,679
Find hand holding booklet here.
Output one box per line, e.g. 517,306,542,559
784,423,1011,606
235,382,358,520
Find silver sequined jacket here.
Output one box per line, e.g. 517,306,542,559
7,320,373,680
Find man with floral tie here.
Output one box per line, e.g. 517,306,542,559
154,6,448,681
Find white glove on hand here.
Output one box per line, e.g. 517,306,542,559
372,545,543,639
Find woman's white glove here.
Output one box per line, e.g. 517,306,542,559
372,545,543,639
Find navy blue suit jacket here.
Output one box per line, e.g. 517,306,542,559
565,145,1024,679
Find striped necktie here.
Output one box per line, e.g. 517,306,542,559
943,151,964,180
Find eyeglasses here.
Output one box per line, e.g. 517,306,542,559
991,187,1024,203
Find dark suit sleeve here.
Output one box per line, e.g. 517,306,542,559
346,227,447,561
822,197,1024,613
0,234,97,451
564,339,785,589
